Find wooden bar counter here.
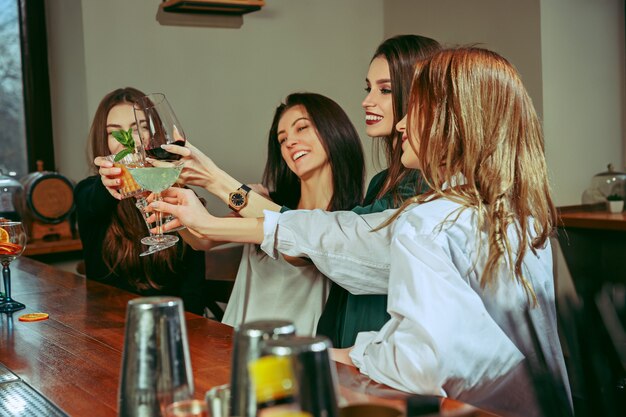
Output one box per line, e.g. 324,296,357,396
0,257,410,416
557,203,626,296
559,202,626,232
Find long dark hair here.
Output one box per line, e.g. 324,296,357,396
263,93,365,211
371,34,441,203
87,87,181,291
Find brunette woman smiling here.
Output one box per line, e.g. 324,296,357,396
74,87,209,315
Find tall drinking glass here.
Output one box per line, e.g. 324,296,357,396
131,93,186,247
0,221,27,313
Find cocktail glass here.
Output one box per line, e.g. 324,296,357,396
105,152,145,199
129,162,184,247
0,221,27,313
135,196,176,256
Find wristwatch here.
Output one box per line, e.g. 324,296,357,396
228,184,251,211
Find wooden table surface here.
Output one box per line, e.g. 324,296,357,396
0,257,411,416
558,203,626,231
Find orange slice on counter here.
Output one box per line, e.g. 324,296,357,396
0,227,8,243
18,313,49,322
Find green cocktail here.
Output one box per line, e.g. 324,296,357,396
129,163,183,246
129,165,183,193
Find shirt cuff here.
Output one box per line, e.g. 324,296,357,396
349,331,377,375
261,210,281,259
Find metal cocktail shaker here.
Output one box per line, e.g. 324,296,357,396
260,335,339,417
229,320,296,417
119,297,194,417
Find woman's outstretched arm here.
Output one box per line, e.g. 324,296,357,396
152,187,395,296
163,141,281,217
152,186,265,245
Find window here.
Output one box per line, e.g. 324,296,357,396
0,0,54,177
0,0,27,176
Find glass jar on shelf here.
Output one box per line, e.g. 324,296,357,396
581,163,626,204
0,169,23,221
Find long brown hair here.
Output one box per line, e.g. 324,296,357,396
88,87,181,291
263,93,365,211
370,35,441,203
393,47,556,300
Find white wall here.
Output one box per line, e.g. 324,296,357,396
384,0,543,116
383,0,625,206
46,0,625,209
46,0,384,215
541,0,626,206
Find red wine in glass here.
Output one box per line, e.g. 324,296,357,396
145,139,186,160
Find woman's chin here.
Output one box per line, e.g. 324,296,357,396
400,155,419,170
365,126,391,139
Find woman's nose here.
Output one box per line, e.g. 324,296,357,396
285,136,298,147
396,115,407,133
362,91,375,109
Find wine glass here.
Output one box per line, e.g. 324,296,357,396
0,221,27,313
130,93,186,247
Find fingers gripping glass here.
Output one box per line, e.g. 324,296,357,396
135,196,176,256
131,93,186,248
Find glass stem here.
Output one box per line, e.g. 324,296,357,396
135,196,156,237
155,192,163,238
2,264,12,302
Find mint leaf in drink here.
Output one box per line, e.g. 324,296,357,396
114,148,133,162
111,128,136,161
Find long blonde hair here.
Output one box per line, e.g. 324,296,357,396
391,47,556,299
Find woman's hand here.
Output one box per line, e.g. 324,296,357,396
159,141,223,189
149,186,266,245
330,347,355,366
94,156,123,200
149,187,213,236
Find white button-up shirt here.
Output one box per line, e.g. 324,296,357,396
261,198,570,417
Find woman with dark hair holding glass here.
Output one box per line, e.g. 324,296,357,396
74,87,209,315
178,92,365,334
154,34,441,345
152,48,571,417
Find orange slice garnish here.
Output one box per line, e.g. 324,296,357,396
0,242,22,255
19,313,49,322
0,227,8,243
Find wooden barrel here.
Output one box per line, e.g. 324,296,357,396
14,171,75,225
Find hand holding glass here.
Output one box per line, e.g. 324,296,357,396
131,93,186,247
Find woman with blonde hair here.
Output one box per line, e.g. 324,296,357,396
151,47,570,416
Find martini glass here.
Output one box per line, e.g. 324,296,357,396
0,221,27,313
135,196,176,256
129,162,183,246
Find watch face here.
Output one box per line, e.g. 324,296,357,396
230,193,245,208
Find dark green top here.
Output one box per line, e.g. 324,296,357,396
314,169,426,347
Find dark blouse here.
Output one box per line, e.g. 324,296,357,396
74,175,209,315
315,168,426,347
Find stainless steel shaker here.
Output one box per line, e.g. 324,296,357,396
229,320,296,417
119,296,194,417
260,335,339,417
